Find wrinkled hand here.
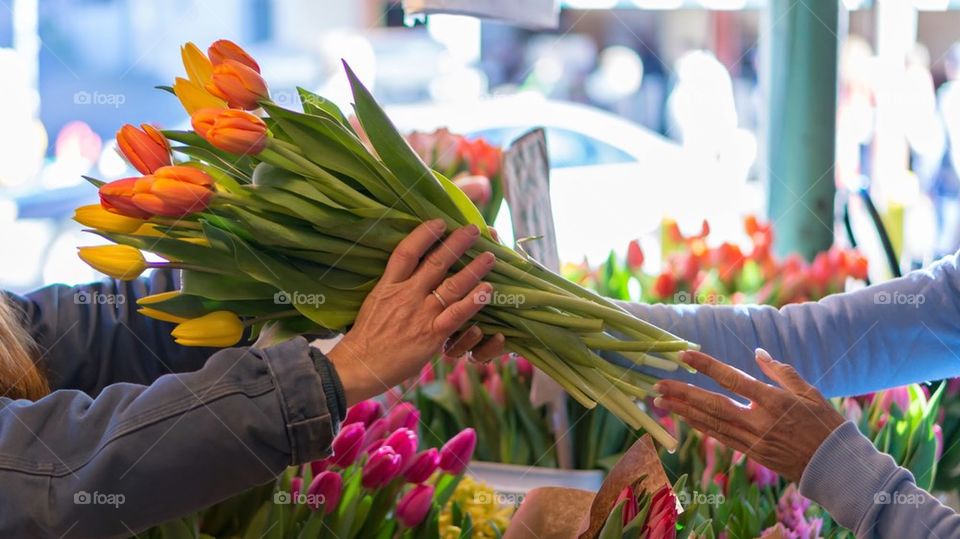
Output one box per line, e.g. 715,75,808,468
328,219,504,405
653,349,844,482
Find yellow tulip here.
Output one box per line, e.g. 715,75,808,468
73,204,144,233
133,223,165,237
181,42,213,87
137,307,189,324
77,245,148,280
173,77,226,115
137,290,181,306
171,311,245,347
179,236,210,247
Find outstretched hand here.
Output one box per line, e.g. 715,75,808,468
328,220,504,406
653,349,844,481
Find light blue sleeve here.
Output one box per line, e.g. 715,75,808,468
800,422,960,538
618,251,960,398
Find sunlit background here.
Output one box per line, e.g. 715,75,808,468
2,0,960,292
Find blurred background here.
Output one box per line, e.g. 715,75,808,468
1,0,958,292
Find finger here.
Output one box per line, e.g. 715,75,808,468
444,326,484,358
755,348,819,399
654,395,757,443
681,350,774,404
489,227,500,243
655,380,757,434
683,416,756,457
469,333,506,364
381,219,446,284
432,252,495,309
434,282,492,336
413,225,481,290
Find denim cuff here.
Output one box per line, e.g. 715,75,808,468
260,337,336,464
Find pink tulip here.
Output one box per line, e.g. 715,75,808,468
387,402,420,431
514,355,533,381
439,428,477,474
842,399,863,423
746,459,778,489
385,428,418,465
485,371,506,407
403,448,440,483
418,362,436,384
307,471,343,513
644,486,677,539
362,446,402,489
874,386,911,415
308,459,328,476
291,477,303,502
364,417,389,449
396,484,435,528
344,400,383,427
330,423,365,468
616,486,638,526
935,424,944,460
447,361,474,402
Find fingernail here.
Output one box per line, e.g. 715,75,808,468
653,382,664,394
756,348,773,363
429,219,445,231
482,251,495,264
653,397,665,408
466,224,480,236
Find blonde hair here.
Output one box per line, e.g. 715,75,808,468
0,296,49,400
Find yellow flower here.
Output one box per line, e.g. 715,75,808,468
73,204,144,233
133,223,165,237
137,290,181,305
439,476,514,539
173,77,226,115
181,42,213,87
179,236,210,247
172,311,245,347
77,245,148,280
137,307,189,324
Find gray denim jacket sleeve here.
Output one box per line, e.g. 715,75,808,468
1,273,344,538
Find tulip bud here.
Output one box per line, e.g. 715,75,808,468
396,484,435,528
73,204,144,234
309,459,329,477
290,477,303,502
100,177,154,219
403,448,440,483
485,371,505,407
362,446,402,489
208,39,261,72
616,486,638,526
384,428,418,465
77,245,148,281
207,59,268,110
129,166,215,217
344,400,383,427
116,124,171,175
181,42,213,87
192,108,268,155
627,239,645,272
387,402,420,431
173,77,227,115
438,428,476,475
514,355,534,382
329,422,365,468
363,417,389,449
171,311,244,347
307,470,342,513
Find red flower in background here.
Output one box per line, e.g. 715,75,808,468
653,272,677,300
627,239,645,272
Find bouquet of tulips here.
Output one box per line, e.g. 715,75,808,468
73,39,697,450
599,482,681,539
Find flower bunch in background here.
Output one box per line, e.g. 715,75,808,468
564,216,869,307
598,481,680,539
403,353,558,467
404,128,504,225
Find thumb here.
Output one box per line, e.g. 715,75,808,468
755,348,817,397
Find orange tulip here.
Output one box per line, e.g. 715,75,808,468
208,39,260,73
129,166,216,217
191,108,268,155
116,124,171,174
100,177,154,219
206,59,268,110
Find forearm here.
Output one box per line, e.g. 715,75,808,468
620,251,960,397
0,337,343,538
800,422,960,538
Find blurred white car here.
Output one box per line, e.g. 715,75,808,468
387,94,753,264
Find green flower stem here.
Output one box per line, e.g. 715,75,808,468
578,335,689,352
244,309,301,327
507,342,595,409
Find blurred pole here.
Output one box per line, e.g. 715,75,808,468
12,0,39,92
764,0,840,260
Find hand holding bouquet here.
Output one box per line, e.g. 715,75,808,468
75,39,697,449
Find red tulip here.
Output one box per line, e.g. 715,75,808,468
485,370,505,407
207,59,269,110
514,355,533,382
208,39,260,72
616,486,638,526
403,448,440,483
652,272,677,300
116,123,171,174
384,428,418,465
627,239,645,271
344,400,383,427
362,446,402,489
438,428,477,474
307,470,342,513
329,422,365,468
364,417,389,449
396,484,435,528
